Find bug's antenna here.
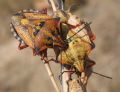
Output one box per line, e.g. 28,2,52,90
92,71,112,79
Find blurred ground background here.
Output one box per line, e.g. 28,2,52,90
0,0,120,92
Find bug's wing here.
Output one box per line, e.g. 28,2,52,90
11,15,35,48
11,9,55,49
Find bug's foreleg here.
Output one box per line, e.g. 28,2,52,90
18,42,28,50
53,46,61,63
40,49,47,61
85,56,96,68
39,49,55,63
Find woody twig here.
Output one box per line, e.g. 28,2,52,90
43,60,60,92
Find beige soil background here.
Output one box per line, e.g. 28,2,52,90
0,0,120,92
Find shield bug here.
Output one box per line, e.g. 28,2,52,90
10,8,69,63
58,21,96,85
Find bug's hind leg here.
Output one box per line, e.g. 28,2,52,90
59,66,75,84
18,41,28,50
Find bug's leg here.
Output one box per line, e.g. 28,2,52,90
41,49,47,61
40,49,53,64
18,42,28,50
87,59,96,68
46,58,57,62
68,68,75,80
53,46,61,63
58,67,75,83
58,70,74,84
85,56,96,68
34,46,47,60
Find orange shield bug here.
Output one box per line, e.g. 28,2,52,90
10,9,69,62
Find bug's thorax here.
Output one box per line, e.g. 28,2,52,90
33,18,68,54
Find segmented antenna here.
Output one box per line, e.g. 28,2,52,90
92,71,112,79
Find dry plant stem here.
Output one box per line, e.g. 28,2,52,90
44,0,59,92
47,0,86,92
43,60,60,92
62,67,87,92
62,66,70,92
48,0,57,12
69,79,87,92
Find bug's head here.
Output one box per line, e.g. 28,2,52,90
67,13,80,26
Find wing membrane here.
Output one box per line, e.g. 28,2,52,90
11,16,34,48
